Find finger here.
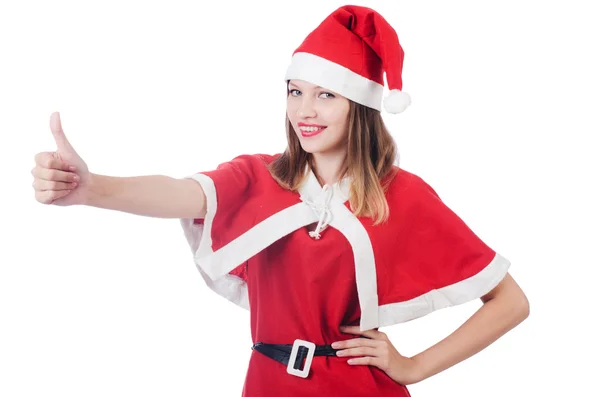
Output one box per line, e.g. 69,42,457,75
332,337,379,349
34,152,74,171
35,189,72,205
347,356,379,366
340,326,385,341
336,346,378,358
33,179,77,191
31,166,79,183
49,112,74,153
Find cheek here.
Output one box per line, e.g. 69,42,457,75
286,99,298,117
324,108,349,141
321,103,348,125
286,110,295,122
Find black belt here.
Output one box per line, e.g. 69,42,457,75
252,339,339,378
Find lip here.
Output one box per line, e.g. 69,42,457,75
298,122,326,127
298,122,327,137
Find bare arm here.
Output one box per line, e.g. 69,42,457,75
411,272,530,381
329,273,529,386
33,112,207,219
85,173,207,219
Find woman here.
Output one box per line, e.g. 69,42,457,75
31,5,529,396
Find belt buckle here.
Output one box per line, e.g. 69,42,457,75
287,339,316,378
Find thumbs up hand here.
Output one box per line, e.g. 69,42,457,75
32,112,91,206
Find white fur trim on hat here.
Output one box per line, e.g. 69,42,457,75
285,52,384,111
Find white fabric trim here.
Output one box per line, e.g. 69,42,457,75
192,174,217,257
330,200,380,331
182,215,250,307
284,52,384,111
180,173,321,307
200,269,249,310
200,202,318,280
378,252,511,327
298,169,380,331
180,174,251,309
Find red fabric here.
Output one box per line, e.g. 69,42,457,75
293,5,406,90
365,170,497,305
193,154,300,282
244,228,410,396
193,154,498,396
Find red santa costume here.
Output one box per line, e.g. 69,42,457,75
180,5,510,396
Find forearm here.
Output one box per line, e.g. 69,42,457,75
411,293,529,382
85,173,206,219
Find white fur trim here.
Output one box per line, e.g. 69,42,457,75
330,200,380,331
383,89,411,114
299,169,379,331
180,174,250,308
200,202,318,280
285,52,384,111
378,253,511,327
180,173,320,308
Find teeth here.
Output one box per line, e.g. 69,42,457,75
299,126,324,132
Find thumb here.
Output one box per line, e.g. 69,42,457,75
49,111,75,153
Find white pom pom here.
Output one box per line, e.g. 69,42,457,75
383,90,411,114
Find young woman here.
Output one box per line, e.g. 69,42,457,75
31,5,529,396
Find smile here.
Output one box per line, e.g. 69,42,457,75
299,126,327,137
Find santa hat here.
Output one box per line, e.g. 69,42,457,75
284,5,411,114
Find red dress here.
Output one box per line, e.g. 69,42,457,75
180,153,510,396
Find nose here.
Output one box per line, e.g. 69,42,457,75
297,96,317,119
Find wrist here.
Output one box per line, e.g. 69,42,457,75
410,353,431,383
84,173,103,207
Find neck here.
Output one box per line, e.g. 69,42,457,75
310,151,347,186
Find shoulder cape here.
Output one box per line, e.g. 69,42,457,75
180,154,510,331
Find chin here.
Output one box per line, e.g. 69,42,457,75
300,145,339,156
296,133,340,155
298,143,320,154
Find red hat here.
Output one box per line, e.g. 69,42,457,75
284,5,411,114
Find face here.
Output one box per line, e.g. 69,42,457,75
286,79,350,157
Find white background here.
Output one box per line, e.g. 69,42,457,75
1,0,598,396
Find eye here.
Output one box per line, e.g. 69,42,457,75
288,89,301,96
319,92,335,99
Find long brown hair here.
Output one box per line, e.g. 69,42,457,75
268,100,399,225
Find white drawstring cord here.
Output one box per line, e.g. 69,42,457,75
302,184,334,240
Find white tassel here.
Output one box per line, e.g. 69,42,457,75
304,184,334,240
383,90,411,114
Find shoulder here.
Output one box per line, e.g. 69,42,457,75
385,166,441,208
216,152,282,173
387,166,435,194
228,152,281,166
